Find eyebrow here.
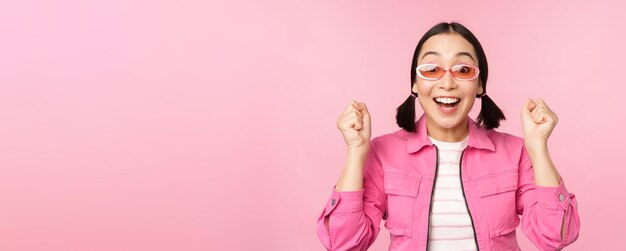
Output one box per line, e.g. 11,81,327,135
421,51,475,62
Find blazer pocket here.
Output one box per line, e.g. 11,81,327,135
478,169,520,237
478,170,518,197
383,171,421,238
490,223,517,238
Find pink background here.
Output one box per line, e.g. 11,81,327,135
1,1,624,250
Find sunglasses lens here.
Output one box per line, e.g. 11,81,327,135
418,65,444,79
451,65,478,80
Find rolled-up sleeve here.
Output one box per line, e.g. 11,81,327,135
516,145,581,251
316,140,386,251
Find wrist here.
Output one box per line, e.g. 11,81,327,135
347,144,369,155
524,138,548,150
524,140,550,161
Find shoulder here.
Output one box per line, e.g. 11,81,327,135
370,128,411,147
365,128,415,157
484,129,527,161
486,129,524,147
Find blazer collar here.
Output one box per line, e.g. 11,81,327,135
406,113,495,153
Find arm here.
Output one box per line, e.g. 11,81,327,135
326,147,367,230
518,98,581,250
316,141,386,251
525,141,563,239
516,145,580,250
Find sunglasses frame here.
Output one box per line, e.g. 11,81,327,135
415,63,480,81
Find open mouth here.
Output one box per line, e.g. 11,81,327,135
433,97,460,108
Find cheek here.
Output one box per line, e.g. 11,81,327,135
465,82,482,96
475,81,484,94
464,98,477,108
416,96,433,111
414,82,432,94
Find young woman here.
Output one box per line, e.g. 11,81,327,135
316,22,580,251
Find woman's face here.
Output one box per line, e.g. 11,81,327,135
412,33,484,130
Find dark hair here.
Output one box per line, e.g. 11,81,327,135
396,22,505,132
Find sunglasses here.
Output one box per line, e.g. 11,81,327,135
415,63,480,81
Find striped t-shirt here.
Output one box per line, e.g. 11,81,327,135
427,135,478,251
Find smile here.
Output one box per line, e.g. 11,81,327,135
433,96,460,114
434,97,460,107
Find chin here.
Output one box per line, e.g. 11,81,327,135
435,117,463,128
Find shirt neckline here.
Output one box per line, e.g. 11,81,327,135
428,134,469,150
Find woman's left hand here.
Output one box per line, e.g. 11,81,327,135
521,98,558,146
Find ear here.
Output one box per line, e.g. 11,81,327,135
412,83,418,94
476,80,484,96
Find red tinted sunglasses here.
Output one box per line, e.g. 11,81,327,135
416,63,480,81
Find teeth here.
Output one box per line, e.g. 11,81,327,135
435,97,460,104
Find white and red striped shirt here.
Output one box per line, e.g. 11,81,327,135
427,135,478,251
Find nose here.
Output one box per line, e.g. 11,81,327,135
439,70,457,90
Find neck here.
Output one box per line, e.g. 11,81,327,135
425,116,469,143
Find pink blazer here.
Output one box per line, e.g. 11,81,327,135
316,113,580,250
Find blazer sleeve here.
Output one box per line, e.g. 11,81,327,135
516,144,581,251
316,140,387,251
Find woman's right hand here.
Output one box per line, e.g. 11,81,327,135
336,100,371,151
